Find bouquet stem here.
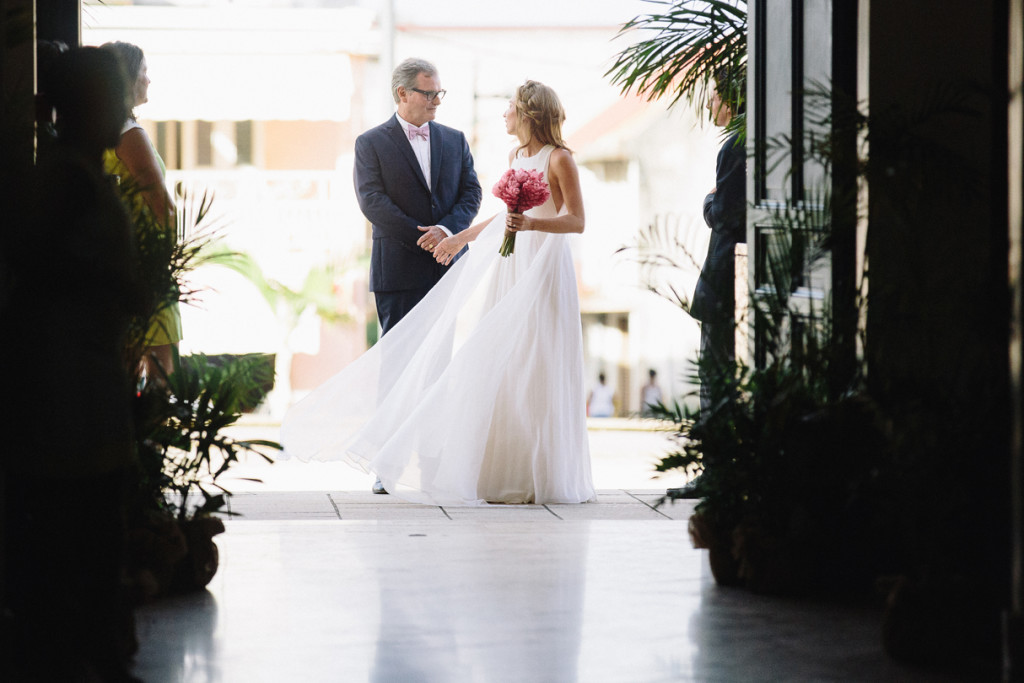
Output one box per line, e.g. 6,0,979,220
499,229,516,257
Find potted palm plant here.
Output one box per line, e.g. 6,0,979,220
115,184,281,600
611,1,892,595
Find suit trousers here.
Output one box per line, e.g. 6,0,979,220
698,317,736,416
375,286,434,336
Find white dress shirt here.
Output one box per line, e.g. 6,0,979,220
396,113,451,236
396,112,431,189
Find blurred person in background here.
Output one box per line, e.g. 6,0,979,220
101,40,181,382
587,372,615,418
640,368,663,418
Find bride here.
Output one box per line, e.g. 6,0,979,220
281,80,595,506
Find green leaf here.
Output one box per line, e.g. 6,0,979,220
607,0,747,123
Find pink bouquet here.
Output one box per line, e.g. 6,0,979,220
492,168,550,257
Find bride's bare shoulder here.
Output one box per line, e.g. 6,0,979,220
549,147,578,175
550,146,574,161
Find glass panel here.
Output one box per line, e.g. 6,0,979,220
803,0,833,196
764,4,793,203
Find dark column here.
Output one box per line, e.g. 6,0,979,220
1007,0,1024,676
828,0,859,398
0,1,37,675
866,0,1011,673
36,0,81,47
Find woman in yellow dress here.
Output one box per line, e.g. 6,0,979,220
101,41,182,379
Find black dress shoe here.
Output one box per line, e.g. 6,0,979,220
372,477,388,495
666,475,703,499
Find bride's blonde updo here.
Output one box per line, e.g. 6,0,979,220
514,80,571,153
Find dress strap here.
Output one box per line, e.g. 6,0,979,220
121,119,143,135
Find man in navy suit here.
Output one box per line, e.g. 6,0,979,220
354,57,482,335
354,58,481,493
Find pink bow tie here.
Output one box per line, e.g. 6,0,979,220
407,124,429,141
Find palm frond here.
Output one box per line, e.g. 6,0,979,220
118,184,231,373
616,213,706,316
139,353,281,521
607,0,747,117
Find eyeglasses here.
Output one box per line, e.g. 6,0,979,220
408,87,447,102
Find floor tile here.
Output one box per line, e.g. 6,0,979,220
224,492,338,520
546,502,671,520
329,490,433,506
440,504,560,521
591,490,643,504
333,504,448,520
627,493,698,521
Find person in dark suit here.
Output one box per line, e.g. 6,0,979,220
355,57,482,334
672,68,746,500
690,68,746,417
354,57,482,493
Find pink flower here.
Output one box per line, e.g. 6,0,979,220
492,168,550,257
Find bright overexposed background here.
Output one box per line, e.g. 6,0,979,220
83,0,721,421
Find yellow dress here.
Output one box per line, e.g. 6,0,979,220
103,121,183,346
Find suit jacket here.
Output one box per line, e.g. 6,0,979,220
691,131,747,323
354,114,482,292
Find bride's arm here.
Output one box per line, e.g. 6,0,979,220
434,149,519,265
433,212,497,265
506,148,584,235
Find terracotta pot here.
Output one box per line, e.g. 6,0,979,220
126,512,188,602
689,512,742,586
172,516,226,591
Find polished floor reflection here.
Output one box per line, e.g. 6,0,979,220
131,493,964,682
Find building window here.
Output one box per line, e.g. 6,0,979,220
153,120,257,169
156,121,166,160
196,120,213,166
236,120,253,166
154,121,182,169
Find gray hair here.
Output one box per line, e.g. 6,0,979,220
391,57,437,104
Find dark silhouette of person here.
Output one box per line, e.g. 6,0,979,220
34,39,69,156
673,68,746,499
1,46,146,682
691,69,746,417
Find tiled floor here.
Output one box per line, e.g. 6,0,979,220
222,490,686,522
131,491,968,682
129,423,972,681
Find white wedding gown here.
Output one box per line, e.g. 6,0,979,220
281,145,596,506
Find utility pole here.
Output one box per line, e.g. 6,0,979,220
381,0,394,115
